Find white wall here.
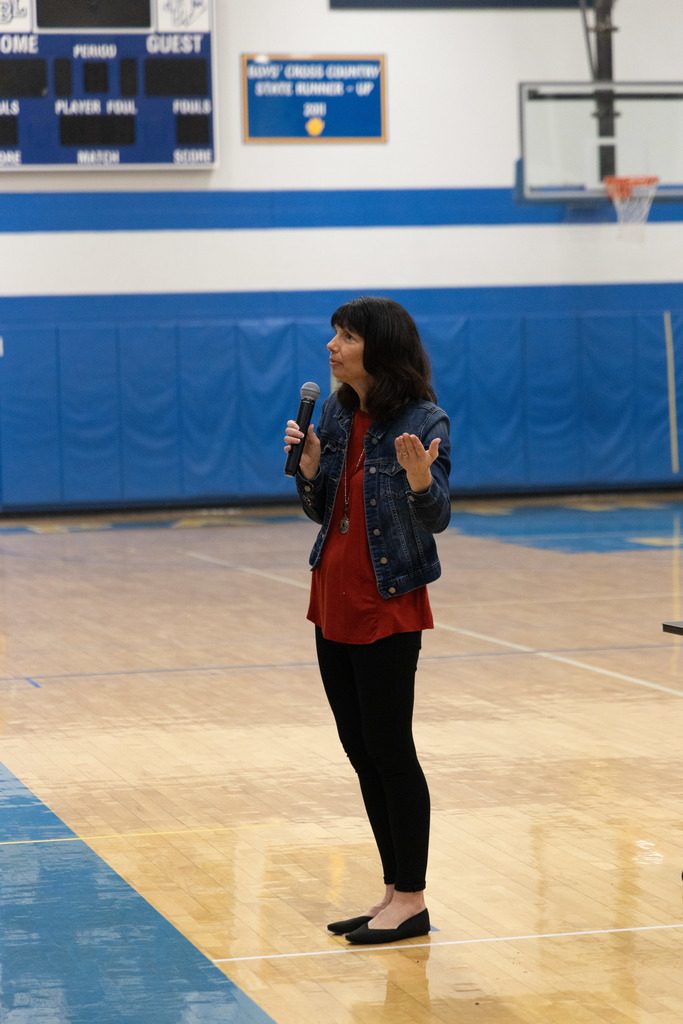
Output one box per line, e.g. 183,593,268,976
6,0,682,195
3,0,683,300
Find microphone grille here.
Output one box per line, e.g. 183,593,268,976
300,381,321,401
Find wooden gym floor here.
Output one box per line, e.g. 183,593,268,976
1,492,683,1023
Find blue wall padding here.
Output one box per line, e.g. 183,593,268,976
422,316,471,487
178,323,240,499
1,306,682,509
237,320,298,497
120,325,183,500
470,318,527,488
581,315,634,484
0,326,62,506
60,326,122,503
525,315,583,485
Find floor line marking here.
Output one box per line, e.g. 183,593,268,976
18,660,318,684
433,621,683,698
433,621,535,652
436,589,683,608
186,551,310,589
535,652,683,697
424,642,677,659
0,822,286,847
0,836,81,846
213,922,683,963
450,529,682,543
15,646,681,692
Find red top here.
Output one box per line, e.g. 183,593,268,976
307,409,433,644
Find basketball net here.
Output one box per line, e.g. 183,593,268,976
604,175,659,240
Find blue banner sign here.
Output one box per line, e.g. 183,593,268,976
242,55,386,143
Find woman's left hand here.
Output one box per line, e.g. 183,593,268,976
394,433,441,493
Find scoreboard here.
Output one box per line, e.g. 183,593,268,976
0,0,216,170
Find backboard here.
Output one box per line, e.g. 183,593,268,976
518,81,683,203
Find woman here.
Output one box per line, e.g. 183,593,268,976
284,296,451,945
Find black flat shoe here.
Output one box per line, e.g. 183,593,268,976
327,914,372,935
345,909,430,945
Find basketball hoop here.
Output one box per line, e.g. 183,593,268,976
604,175,659,234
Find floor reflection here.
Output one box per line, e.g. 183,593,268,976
0,763,274,1024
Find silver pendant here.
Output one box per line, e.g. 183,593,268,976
339,515,349,534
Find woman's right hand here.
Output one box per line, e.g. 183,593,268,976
284,419,321,480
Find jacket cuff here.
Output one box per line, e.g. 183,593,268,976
296,469,324,514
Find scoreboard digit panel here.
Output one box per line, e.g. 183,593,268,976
36,1,153,30
0,0,216,170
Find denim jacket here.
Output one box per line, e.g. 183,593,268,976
296,394,451,599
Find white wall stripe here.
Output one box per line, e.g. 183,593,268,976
1,223,682,298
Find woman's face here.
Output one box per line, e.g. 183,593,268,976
327,323,373,393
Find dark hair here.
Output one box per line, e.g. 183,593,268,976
330,296,436,422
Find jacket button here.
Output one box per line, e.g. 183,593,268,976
370,498,376,506
388,587,396,595
369,466,376,474
371,436,379,445
304,485,312,492
380,557,388,565
373,528,380,536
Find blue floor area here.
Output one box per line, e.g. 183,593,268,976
3,498,683,554
448,499,683,553
1,495,683,552
0,763,275,1024
0,514,305,536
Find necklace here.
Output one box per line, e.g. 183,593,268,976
339,446,365,534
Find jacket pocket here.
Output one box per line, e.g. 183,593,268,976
375,459,432,565
320,434,344,456
376,459,406,497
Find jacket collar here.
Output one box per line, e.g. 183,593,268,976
333,402,391,442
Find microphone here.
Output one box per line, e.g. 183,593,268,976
284,381,320,477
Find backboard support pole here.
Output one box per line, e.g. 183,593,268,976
594,0,616,179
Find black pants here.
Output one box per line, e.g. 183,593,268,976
315,626,430,892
